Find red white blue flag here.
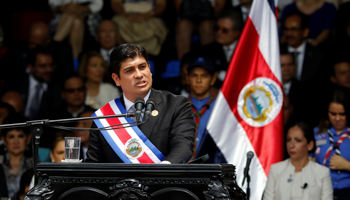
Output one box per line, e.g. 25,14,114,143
93,98,165,163
206,0,283,199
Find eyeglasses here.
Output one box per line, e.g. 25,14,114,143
64,87,85,93
214,25,233,34
36,63,56,68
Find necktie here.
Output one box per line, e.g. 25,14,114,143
224,46,232,62
128,105,136,123
293,51,300,79
29,83,42,119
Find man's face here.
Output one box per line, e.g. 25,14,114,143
187,66,216,99
74,111,94,146
29,53,54,83
62,77,86,107
331,62,350,88
283,15,309,48
281,54,295,84
112,56,152,102
215,18,240,46
96,21,118,51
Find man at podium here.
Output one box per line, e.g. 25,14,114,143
85,44,196,164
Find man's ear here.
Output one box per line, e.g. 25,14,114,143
61,90,66,100
148,63,152,77
330,75,336,84
28,64,34,73
210,73,217,86
303,28,310,38
111,73,121,86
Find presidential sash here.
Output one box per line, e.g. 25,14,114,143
92,98,165,163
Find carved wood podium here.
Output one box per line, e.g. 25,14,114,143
25,163,246,200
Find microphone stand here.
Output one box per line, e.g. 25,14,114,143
0,112,136,182
246,170,250,200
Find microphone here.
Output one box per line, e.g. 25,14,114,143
301,183,308,189
144,98,156,122
242,151,254,186
134,97,145,123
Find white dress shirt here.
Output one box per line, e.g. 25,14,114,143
283,81,292,95
241,5,250,22
100,48,115,66
288,41,306,81
218,40,238,82
223,40,238,63
123,90,151,122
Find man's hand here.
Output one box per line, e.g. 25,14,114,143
307,38,319,46
329,154,350,171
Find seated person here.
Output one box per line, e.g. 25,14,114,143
78,51,121,110
0,114,33,198
313,87,350,200
74,110,95,161
49,0,103,69
111,0,167,56
174,0,226,60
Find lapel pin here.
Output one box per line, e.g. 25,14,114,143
287,174,292,182
151,110,158,117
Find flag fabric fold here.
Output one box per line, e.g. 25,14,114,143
206,0,283,199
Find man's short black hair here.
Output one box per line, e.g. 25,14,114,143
284,11,310,30
1,113,30,138
61,75,85,90
331,55,350,76
27,45,54,66
279,45,295,65
109,44,149,78
217,9,244,31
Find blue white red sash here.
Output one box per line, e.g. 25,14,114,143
92,98,165,163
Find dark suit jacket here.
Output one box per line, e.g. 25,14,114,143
301,43,325,82
282,43,324,82
287,78,302,106
0,41,74,84
3,75,62,120
85,89,196,164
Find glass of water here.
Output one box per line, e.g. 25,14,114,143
64,137,81,161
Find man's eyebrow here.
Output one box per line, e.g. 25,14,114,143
138,62,147,66
123,66,134,71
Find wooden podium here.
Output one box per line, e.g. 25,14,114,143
24,163,246,200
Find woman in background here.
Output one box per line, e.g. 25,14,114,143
78,51,120,110
0,114,32,198
264,122,333,200
50,131,74,163
313,87,350,200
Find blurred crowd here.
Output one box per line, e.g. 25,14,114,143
0,0,350,199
